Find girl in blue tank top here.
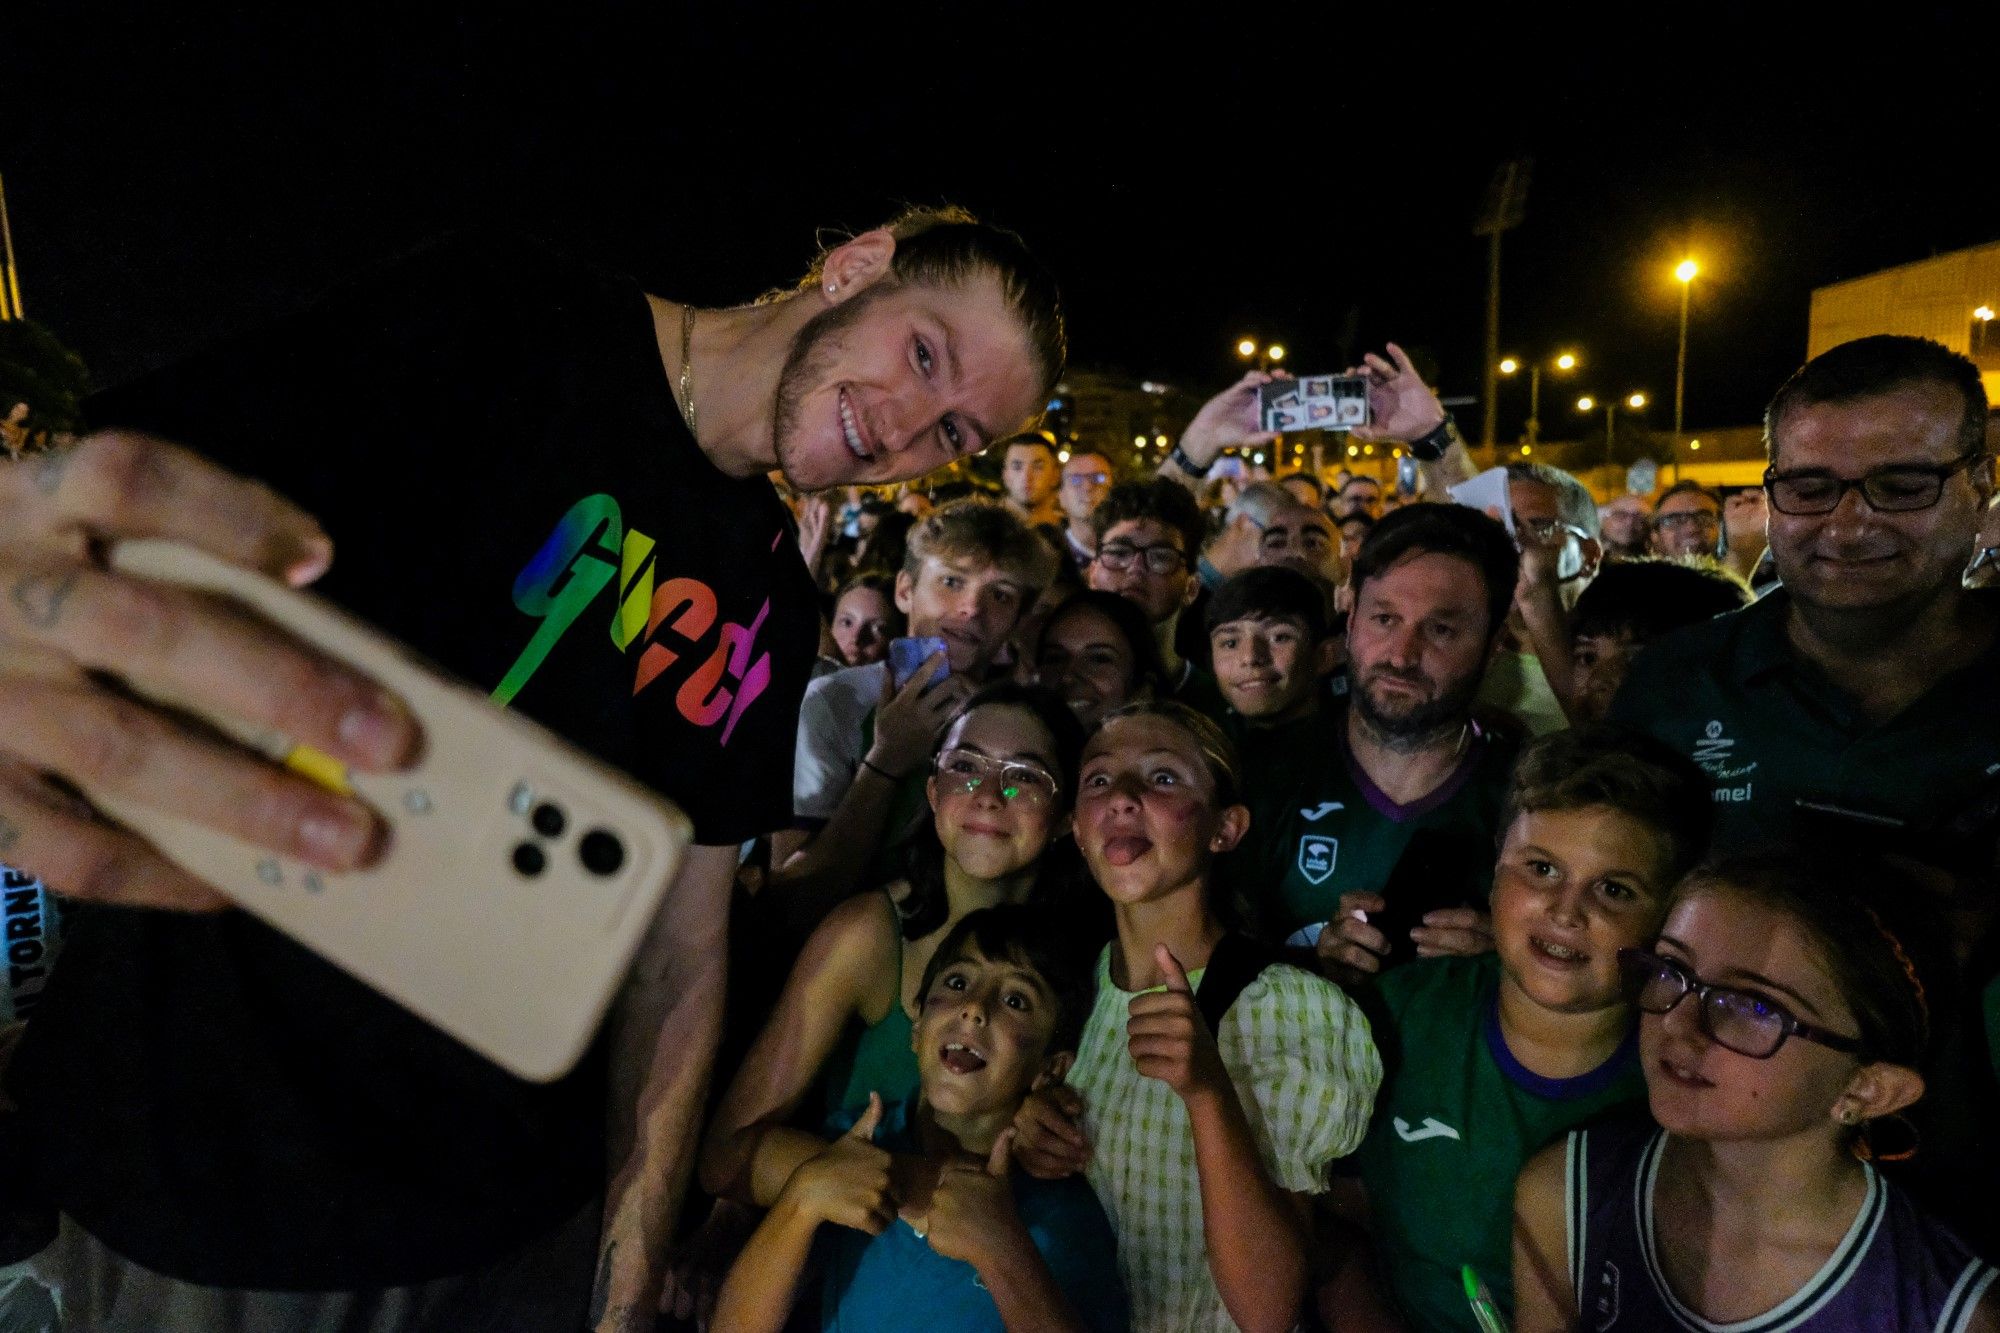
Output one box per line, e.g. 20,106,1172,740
700,683,1091,1213
1514,850,1997,1333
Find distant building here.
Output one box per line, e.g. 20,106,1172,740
1049,369,1208,475
1808,239,2000,411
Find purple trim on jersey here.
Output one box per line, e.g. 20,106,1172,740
1481,991,1638,1102
1341,720,1489,822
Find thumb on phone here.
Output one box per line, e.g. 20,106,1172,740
1156,944,1193,997
848,1091,884,1142
986,1128,1015,1178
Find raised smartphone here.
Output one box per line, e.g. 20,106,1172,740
84,540,693,1082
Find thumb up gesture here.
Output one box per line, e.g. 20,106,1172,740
1127,944,1227,1101
923,1129,1026,1267
787,1092,899,1235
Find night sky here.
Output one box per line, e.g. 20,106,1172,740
10,5,1994,440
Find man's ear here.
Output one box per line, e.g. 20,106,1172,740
1033,1050,1075,1089
894,568,916,617
1576,535,1604,585
1210,803,1251,854
1180,570,1204,609
818,229,897,304
1836,1061,1926,1126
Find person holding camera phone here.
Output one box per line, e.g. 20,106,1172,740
0,210,1064,1332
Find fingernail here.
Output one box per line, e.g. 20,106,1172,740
338,691,414,767
287,533,334,587
299,802,380,869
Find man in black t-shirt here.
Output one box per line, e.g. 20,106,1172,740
0,209,1063,1331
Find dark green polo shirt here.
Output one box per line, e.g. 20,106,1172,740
1219,704,1519,941
1607,589,2000,858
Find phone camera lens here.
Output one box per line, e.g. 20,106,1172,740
579,830,625,877
531,803,567,838
512,842,547,878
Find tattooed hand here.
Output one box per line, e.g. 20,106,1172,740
0,431,421,910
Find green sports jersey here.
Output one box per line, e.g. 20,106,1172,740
1351,953,1644,1333
1220,705,1518,940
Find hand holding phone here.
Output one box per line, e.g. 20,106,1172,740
81,539,691,1081
889,635,951,690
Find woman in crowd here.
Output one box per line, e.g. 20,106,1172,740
819,572,903,674
1513,851,1998,1331
1031,589,1167,729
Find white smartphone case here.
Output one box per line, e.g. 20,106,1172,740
83,539,693,1082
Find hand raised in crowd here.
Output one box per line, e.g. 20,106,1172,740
1009,1082,1090,1180
0,433,422,912
922,1130,1029,1268
865,653,972,778
1348,343,1446,444
781,1093,899,1235
1206,511,1265,580
1127,945,1229,1100
794,493,834,577
1176,371,1284,472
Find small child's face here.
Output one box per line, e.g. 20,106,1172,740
1075,713,1246,907
1569,630,1643,723
912,944,1067,1119
1210,614,1324,720
1490,805,1674,1016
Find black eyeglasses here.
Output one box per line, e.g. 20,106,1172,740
1652,510,1720,533
1763,450,1989,516
1095,542,1187,575
1618,949,1863,1059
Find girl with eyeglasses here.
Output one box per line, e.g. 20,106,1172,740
700,683,1090,1215
1513,851,1998,1332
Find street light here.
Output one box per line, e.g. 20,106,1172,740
1976,306,1996,355
1580,390,1649,469
1236,337,1286,372
1498,350,1582,445
1674,259,1698,448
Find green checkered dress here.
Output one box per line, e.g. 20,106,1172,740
1069,946,1381,1332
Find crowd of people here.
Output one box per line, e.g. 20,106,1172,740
0,207,1997,1333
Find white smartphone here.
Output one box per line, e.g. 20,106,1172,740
83,540,693,1082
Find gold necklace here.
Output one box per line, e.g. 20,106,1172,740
677,303,698,437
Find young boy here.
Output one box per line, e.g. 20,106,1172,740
1320,727,1713,1332
772,499,1059,924
713,905,1127,1333
1566,558,1749,723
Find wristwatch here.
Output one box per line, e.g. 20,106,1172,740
1405,414,1463,462
1167,443,1212,477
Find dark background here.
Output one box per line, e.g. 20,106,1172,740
8,4,1995,438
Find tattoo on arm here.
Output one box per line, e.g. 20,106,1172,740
11,568,78,630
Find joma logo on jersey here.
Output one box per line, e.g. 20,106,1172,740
496,493,773,744
1298,835,1338,886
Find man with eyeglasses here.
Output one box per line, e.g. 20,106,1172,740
1610,335,2000,864
1085,478,1229,721
1649,480,1725,560
1057,450,1113,567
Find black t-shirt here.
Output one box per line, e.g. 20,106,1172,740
4,234,818,1288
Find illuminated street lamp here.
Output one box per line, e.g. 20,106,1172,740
1498,349,1582,444
1235,336,1286,373
1579,390,1649,469
1674,259,1698,444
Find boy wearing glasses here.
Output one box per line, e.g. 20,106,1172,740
1609,334,1999,857
1319,728,1713,1332
1085,478,1231,721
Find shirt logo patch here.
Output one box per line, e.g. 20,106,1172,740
1297,835,1339,886
1300,801,1346,821
1592,1259,1621,1330
1692,719,1757,803
1392,1116,1461,1143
